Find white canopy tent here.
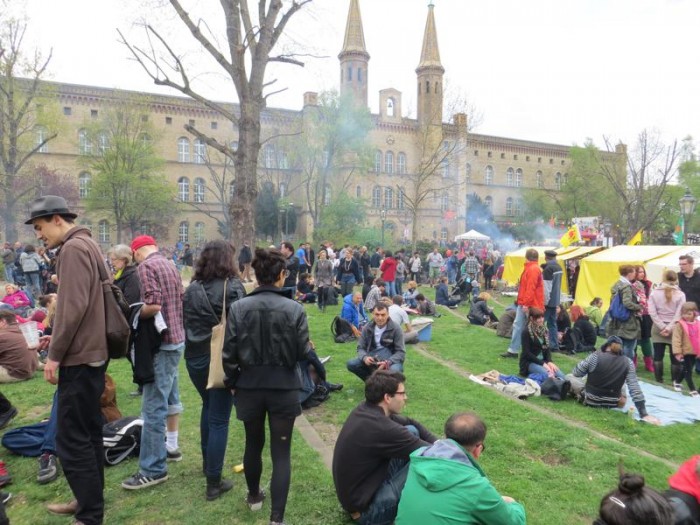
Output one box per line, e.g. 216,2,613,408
645,247,700,284
454,229,490,241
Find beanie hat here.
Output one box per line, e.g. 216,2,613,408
130,235,157,252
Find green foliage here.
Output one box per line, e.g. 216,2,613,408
254,182,280,238
313,192,367,245
678,158,700,232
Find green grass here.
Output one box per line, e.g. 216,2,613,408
1,287,694,524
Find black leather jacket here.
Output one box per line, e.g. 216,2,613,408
223,285,309,390
114,264,142,305
183,277,246,359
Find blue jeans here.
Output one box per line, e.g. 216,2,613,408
25,271,41,298
621,338,637,360
395,279,403,296
358,425,418,525
508,306,527,354
3,265,13,284
528,362,566,380
186,354,234,478
139,344,184,477
340,275,356,298
42,389,59,454
447,268,456,284
544,307,558,350
347,347,403,382
385,280,396,297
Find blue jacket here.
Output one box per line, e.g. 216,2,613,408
435,283,451,305
341,293,367,328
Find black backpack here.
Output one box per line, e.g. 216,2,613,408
331,316,356,343
103,416,143,466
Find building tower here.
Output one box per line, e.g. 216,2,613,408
338,0,370,107
416,1,445,130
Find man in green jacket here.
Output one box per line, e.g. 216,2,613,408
395,412,526,525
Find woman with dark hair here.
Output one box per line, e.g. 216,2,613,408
595,472,673,525
632,265,654,369
183,240,246,501
336,249,361,298
223,247,309,525
519,307,566,379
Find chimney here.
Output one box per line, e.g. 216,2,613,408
303,92,318,107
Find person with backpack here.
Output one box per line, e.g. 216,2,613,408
19,244,44,300
607,265,643,360
648,270,686,383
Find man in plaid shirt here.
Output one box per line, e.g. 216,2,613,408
122,235,185,490
461,251,481,280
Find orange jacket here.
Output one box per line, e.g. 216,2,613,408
517,260,544,309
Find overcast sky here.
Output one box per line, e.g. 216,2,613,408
14,0,699,149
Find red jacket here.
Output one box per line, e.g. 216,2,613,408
380,257,397,282
669,455,700,503
517,260,544,310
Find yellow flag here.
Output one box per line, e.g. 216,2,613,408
627,229,643,245
560,224,582,247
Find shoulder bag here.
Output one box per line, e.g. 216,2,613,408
201,279,228,389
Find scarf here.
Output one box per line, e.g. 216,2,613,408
679,319,700,356
528,320,549,348
114,268,124,281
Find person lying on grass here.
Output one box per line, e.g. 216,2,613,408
566,336,661,425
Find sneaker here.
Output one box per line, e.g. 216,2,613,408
0,407,17,430
246,489,266,511
167,448,183,462
0,493,9,505
500,352,518,359
206,479,234,501
326,382,343,392
319,356,331,365
37,453,59,484
690,391,699,398
673,382,683,392
0,462,10,488
121,472,168,490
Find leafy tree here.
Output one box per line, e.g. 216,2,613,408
312,193,366,245
81,101,176,243
254,181,279,240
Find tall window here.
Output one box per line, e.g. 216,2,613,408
98,220,110,243
555,172,562,191
263,145,275,168
536,170,543,189
515,168,523,187
79,172,91,199
279,182,287,198
385,151,394,174
440,227,448,241
78,129,92,155
485,165,494,186
278,151,289,169
372,186,382,208
194,222,205,243
397,153,407,174
397,187,405,210
97,131,109,154
440,191,449,212
194,178,206,203
484,196,493,211
515,198,523,217
384,187,394,209
356,185,362,198
194,138,206,164
465,163,471,183
375,150,382,172
178,221,189,243
506,197,514,216
324,184,332,206
35,127,48,153
178,177,190,202
506,167,514,187
178,137,190,163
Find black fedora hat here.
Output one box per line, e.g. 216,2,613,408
24,195,78,224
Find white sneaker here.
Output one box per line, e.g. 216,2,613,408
673,382,683,392
319,356,331,365
690,391,699,398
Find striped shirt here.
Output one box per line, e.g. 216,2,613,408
137,251,184,345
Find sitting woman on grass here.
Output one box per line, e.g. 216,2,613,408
519,307,566,380
467,292,499,326
569,305,598,349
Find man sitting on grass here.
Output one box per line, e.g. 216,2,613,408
387,296,419,344
435,276,460,309
0,310,38,383
333,370,436,525
347,304,405,381
341,291,368,338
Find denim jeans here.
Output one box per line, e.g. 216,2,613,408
621,338,637,360
340,275,356,298
508,306,527,354
385,280,396,298
2,265,13,284
544,307,558,350
395,279,403,296
347,347,403,381
42,389,59,454
447,268,456,284
186,354,234,478
139,344,184,477
528,362,566,380
25,271,41,299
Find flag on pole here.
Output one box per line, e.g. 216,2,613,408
672,217,684,245
627,230,643,246
560,224,581,247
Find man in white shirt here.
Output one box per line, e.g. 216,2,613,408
386,296,419,344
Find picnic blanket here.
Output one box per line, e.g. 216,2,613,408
469,370,541,399
619,381,700,426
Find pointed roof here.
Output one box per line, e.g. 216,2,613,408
339,0,370,60
417,3,444,73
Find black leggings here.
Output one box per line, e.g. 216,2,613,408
243,416,296,522
675,355,697,392
653,343,676,362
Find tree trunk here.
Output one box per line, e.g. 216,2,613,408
2,196,18,243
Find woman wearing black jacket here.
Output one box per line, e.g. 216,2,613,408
108,244,142,304
183,241,246,501
223,248,310,525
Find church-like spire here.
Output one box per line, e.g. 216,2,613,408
339,0,369,60
338,0,370,107
417,2,444,73
416,2,444,131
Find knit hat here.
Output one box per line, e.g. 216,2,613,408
130,235,157,252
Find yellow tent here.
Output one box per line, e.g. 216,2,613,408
502,246,564,285
556,246,605,296
575,245,679,311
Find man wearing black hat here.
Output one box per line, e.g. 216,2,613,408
26,195,108,524
542,250,563,351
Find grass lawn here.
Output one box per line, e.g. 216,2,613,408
0,286,693,524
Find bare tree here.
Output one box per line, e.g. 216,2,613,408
120,0,312,243
0,18,56,242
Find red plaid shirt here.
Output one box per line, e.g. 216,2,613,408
137,251,184,345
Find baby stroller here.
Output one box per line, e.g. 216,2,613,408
450,276,473,304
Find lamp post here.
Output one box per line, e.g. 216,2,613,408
679,189,697,244
285,202,294,238
380,207,387,246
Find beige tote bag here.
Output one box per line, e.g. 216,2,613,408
206,279,228,389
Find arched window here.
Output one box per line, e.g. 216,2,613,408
178,177,190,202
79,172,91,199
465,163,472,183
515,198,524,217
515,168,523,187
506,197,514,216
485,166,493,186
178,221,189,243
555,172,562,191
35,127,48,153
194,177,206,203
178,137,190,163
97,131,109,155
78,129,92,155
356,185,362,198
98,220,110,243
506,167,514,187
263,144,275,168
536,170,543,189
324,184,332,206
375,150,382,172
385,151,394,174
279,182,287,198
194,222,206,243
484,196,493,211
194,138,207,164
372,186,382,208
384,187,394,209
397,153,407,174
386,98,395,117
440,191,449,212
563,173,569,186
397,187,405,210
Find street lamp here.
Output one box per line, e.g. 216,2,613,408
380,207,387,246
679,189,697,244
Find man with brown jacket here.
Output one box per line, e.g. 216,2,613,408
27,195,108,525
